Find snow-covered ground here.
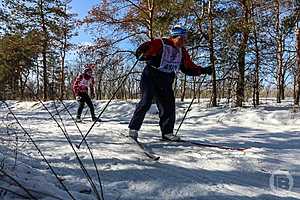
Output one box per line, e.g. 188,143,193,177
0,99,300,200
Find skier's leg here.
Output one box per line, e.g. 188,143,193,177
84,94,96,120
156,86,177,139
129,68,154,132
76,95,85,120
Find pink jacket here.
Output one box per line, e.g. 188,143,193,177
72,73,95,96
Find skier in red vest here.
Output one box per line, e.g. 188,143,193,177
128,25,212,141
72,64,100,122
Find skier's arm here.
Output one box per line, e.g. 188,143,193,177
135,39,163,61
180,48,212,76
73,75,83,96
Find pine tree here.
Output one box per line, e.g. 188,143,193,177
3,0,75,100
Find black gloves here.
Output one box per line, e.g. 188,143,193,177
202,66,213,75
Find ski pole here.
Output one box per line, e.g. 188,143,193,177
77,54,143,149
175,74,207,136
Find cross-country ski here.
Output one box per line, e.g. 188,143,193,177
119,132,160,161
176,139,248,151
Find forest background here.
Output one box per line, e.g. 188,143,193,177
0,0,300,107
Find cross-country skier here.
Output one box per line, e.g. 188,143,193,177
128,25,212,141
72,64,100,122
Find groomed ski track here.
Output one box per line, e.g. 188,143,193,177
0,100,299,200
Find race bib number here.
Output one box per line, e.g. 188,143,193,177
158,40,182,73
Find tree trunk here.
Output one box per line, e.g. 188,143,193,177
253,20,260,107
208,0,217,107
236,33,249,107
20,70,29,100
275,0,283,103
197,78,202,102
147,0,154,40
295,28,300,105
96,68,104,100
20,74,24,100
60,50,66,99
40,0,48,100
36,64,40,97
42,43,48,101
60,6,68,100
236,1,250,107
227,80,233,104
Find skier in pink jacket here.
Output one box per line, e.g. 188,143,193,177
72,64,100,122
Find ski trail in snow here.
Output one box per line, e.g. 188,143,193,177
1,100,300,200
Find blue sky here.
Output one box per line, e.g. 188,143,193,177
68,0,135,62
70,0,99,45
66,0,99,62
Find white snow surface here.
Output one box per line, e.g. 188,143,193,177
0,99,300,200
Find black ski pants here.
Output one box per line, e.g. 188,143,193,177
76,92,95,120
129,66,175,136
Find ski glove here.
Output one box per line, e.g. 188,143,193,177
76,96,82,101
202,66,213,75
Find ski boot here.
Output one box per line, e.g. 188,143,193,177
162,133,181,141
